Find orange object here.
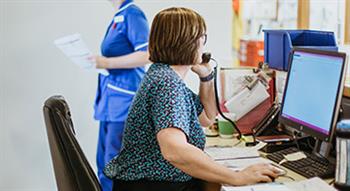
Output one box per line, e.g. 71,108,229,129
233,0,240,14
344,86,350,98
239,40,264,67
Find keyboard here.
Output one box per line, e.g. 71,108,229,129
266,147,335,178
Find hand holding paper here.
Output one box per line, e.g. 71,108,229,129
54,33,109,76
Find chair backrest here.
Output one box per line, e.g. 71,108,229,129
43,95,101,191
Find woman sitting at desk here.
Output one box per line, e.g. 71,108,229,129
104,7,279,191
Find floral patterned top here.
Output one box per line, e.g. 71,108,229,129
103,63,205,182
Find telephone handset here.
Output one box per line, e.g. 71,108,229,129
201,52,211,64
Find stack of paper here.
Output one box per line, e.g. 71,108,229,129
223,183,291,191
285,177,337,191
205,142,267,160
222,176,336,191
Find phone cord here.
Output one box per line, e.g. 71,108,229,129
212,58,243,140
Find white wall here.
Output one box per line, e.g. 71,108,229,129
138,0,233,89
0,0,232,190
310,0,346,44
0,1,110,190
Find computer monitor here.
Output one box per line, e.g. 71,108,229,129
279,48,347,144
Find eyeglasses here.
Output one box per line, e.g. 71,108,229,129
202,34,207,45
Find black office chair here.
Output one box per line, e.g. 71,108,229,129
43,95,102,191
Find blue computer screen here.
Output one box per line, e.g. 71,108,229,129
281,51,343,135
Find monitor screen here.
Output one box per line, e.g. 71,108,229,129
280,49,346,141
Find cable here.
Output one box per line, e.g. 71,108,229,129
232,140,243,147
211,57,243,140
279,175,295,181
292,131,301,150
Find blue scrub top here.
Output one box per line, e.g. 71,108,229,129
94,0,149,122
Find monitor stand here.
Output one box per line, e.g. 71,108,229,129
313,139,333,159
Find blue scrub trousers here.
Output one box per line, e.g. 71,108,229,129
97,121,125,191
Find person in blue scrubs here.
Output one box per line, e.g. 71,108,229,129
92,0,149,190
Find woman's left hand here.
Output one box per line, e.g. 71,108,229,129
191,62,212,78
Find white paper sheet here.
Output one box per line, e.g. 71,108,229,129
285,177,337,191
223,183,291,191
54,33,109,76
204,147,260,160
225,81,270,120
217,157,271,171
223,178,335,191
221,69,256,101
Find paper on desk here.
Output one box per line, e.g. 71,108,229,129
225,81,270,120
223,177,335,191
285,177,337,191
54,33,109,76
223,183,291,191
217,157,271,171
204,147,260,160
252,141,267,151
279,151,306,165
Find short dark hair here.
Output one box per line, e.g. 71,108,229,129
148,7,206,65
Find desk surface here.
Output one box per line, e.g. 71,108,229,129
205,136,321,183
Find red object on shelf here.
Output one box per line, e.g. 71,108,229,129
239,40,264,67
